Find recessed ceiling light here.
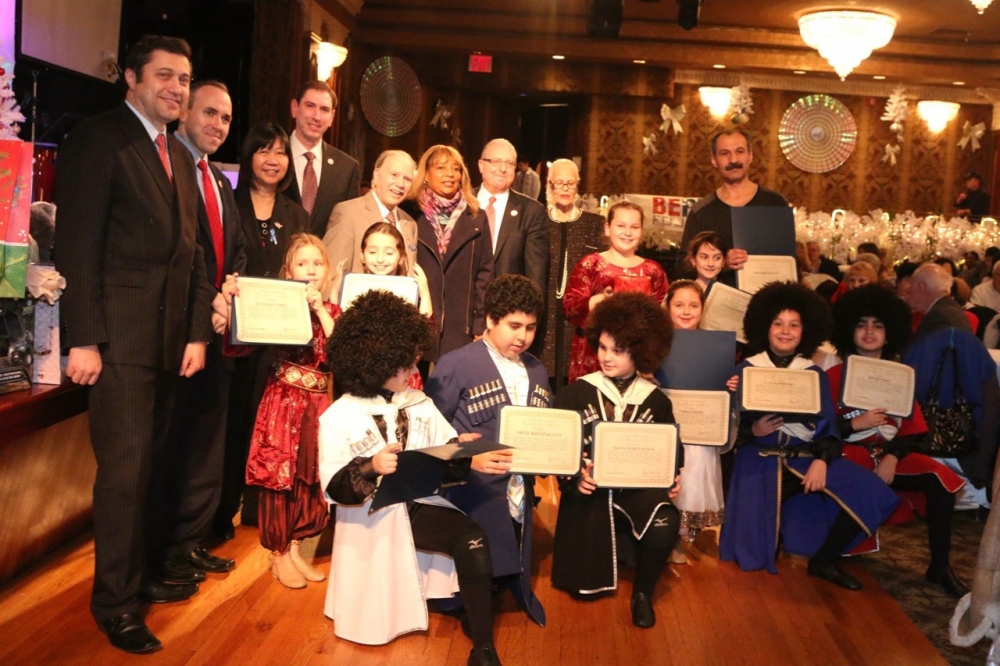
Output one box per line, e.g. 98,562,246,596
633,59,647,64
552,55,565,60
872,75,886,80
953,81,965,85
713,64,726,69
793,70,806,74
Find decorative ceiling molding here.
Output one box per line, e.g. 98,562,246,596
674,69,998,105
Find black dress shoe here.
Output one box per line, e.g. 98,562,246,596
212,520,236,541
100,612,161,654
158,556,207,585
807,561,863,591
187,547,236,573
926,565,969,598
140,580,199,603
467,644,502,666
630,592,656,628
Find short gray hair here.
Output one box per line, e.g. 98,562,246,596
373,149,416,171
913,263,953,296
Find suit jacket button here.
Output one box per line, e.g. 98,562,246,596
264,271,270,277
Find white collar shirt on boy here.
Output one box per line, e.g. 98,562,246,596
482,337,528,522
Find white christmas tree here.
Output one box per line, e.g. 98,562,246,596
729,85,754,125
0,62,25,140
881,87,908,143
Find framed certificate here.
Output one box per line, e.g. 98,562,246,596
841,356,915,418
700,282,751,344
499,406,583,475
664,389,730,446
736,255,798,294
230,277,313,346
591,422,678,488
340,273,419,309
740,366,821,415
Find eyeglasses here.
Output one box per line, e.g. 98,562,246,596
481,158,516,170
550,180,578,191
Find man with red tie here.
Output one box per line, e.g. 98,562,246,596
56,35,214,653
163,80,247,581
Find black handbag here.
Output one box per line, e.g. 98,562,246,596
919,345,979,458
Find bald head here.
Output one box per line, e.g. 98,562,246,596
907,263,954,314
478,138,517,194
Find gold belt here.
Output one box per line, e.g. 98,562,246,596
274,360,330,393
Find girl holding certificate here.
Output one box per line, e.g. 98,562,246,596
318,291,501,665
687,231,728,296
358,222,433,317
228,234,341,589
563,201,669,383
828,285,967,598
720,282,898,589
552,292,682,629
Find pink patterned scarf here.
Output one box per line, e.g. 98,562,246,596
419,186,467,256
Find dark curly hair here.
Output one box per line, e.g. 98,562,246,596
830,284,912,360
485,274,545,323
328,290,433,397
585,292,673,374
743,282,831,358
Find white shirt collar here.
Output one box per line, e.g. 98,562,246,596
125,100,164,143
370,191,394,220
173,130,206,163
290,130,320,161
478,187,509,209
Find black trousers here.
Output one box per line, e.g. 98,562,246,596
780,464,862,568
88,362,178,622
615,501,681,597
157,339,231,559
891,472,956,568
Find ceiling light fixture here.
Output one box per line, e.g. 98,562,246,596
793,70,806,75
873,75,886,80
311,35,348,81
953,81,966,86
713,64,726,69
917,100,960,133
970,0,994,14
699,87,733,118
633,59,647,64
798,10,896,80
552,55,565,60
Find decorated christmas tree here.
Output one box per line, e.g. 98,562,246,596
0,62,25,140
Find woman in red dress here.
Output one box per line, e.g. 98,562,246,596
827,285,967,598
563,201,668,382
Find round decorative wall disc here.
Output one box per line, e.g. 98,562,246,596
360,56,422,137
779,94,857,173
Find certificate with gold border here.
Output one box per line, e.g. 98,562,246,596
841,356,914,418
231,277,312,346
499,406,582,476
591,422,678,488
740,367,820,415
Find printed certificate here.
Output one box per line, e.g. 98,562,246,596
701,282,752,343
740,367,821,415
841,356,915,418
499,406,583,475
591,422,678,488
664,389,730,446
231,277,312,345
736,255,798,295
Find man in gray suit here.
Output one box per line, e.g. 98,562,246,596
907,262,973,342
323,149,418,275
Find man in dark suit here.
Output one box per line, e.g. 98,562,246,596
283,80,360,237
55,36,215,654
162,80,247,578
476,138,549,354
323,149,418,274
907,262,974,342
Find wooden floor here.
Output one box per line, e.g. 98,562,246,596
0,478,946,666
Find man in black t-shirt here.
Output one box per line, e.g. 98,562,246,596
678,129,788,281
955,172,991,224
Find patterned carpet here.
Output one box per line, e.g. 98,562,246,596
863,510,989,666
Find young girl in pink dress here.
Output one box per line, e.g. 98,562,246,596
563,201,668,382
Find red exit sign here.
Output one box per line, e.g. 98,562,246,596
468,54,493,73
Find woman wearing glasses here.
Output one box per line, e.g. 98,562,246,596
546,158,605,392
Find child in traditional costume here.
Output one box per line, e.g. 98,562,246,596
552,292,683,629
318,291,502,666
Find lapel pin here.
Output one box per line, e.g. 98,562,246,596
274,222,283,229
327,158,334,165
510,210,518,217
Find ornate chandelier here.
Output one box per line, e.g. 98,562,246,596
798,11,897,80
970,0,994,13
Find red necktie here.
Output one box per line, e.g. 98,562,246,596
386,209,396,226
155,134,172,182
301,151,318,215
198,159,225,288
485,196,497,243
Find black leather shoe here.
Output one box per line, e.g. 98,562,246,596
467,644,502,666
926,565,969,598
630,592,656,628
807,562,862,591
100,612,161,654
158,557,206,585
140,580,198,603
187,547,236,573
212,519,236,541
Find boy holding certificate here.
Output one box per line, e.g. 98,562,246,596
426,274,551,626
551,292,683,630
828,285,967,598
720,283,899,589
318,291,502,666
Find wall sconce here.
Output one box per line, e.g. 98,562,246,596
311,35,348,81
917,100,960,133
699,87,732,118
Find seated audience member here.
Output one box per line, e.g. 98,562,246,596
895,261,919,303
960,250,986,287
828,285,967,598
552,292,682,629
719,282,899,588
970,262,1000,312
319,291,502,666
806,240,841,282
905,263,974,341
426,274,550,626
933,256,958,277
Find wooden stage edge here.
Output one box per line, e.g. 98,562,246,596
0,477,946,665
